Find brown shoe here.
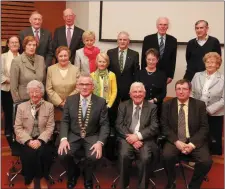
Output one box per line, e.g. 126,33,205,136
26,180,34,189
40,178,48,189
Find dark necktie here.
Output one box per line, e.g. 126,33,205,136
67,27,72,47
130,105,140,133
82,98,87,118
119,50,124,73
159,36,164,59
178,104,186,142
35,30,39,42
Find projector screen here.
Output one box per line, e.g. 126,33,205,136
99,1,224,44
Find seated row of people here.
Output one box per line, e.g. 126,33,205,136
13,77,213,189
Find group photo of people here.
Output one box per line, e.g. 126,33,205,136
1,2,224,189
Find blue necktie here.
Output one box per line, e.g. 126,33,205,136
82,98,87,118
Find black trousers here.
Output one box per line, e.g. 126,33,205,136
1,90,13,136
118,139,158,189
58,139,98,186
208,115,223,155
20,142,53,185
163,142,212,189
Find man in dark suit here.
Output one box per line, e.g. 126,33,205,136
141,17,177,84
116,82,159,189
19,11,53,68
107,31,140,127
58,74,110,189
161,79,212,189
53,8,84,63
184,20,221,81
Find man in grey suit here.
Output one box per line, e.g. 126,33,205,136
53,8,84,63
115,82,159,189
58,74,110,189
19,11,53,68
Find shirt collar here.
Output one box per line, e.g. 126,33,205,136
32,27,40,33
8,50,19,57
196,35,208,41
157,33,166,40
80,94,92,103
177,99,189,107
118,48,128,53
133,102,143,109
66,24,74,30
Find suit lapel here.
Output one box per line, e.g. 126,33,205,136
61,26,68,46
140,101,148,128
123,48,131,72
22,54,36,71
199,71,206,90
28,27,34,36
171,98,178,130
127,100,133,127
188,98,194,132
208,72,220,90
39,28,45,44
70,26,77,48
112,47,121,72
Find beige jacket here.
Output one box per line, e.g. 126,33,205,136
46,63,80,106
14,100,55,144
1,51,20,91
10,53,46,102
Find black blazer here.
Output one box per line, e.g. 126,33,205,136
141,33,177,79
53,25,84,63
107,47,140,101
19,27,53,67
161,97,209,148
60,94,110,144
115,99,159,141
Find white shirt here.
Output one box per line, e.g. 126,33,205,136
32,27,40,38
157,33,166,46
65,24,74,38
118,48,127,69
200,71,216,104
196,35,208,46
132,102,143,140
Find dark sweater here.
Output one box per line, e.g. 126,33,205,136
136,69,167,104
184,36,221,80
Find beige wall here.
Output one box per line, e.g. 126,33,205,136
67,1,224,97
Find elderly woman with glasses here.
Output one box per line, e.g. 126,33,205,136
192,52,224,155
14,80,55,189
10,36,46,103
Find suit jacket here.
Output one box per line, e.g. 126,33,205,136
14,100,55,144
91,71,117,108
141,33,177,78
10,53,46,102
192,71,224,116
161,97,209,148
74,48,91,74
1,51,20,91
115,99,159,141
107,47,139,101
53,25,84,63
19,27,53,67
60,94,110,144
46,63,80,106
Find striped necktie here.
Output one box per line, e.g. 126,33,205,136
159,36,165,59
178,104,186,142
119,50,124,73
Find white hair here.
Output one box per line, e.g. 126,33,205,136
26,80,45,95
129,82,146,93
117,31,130,40
156,17,169,25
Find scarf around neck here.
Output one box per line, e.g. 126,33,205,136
24,53,35,66
93,69,110,102
83,46,100,73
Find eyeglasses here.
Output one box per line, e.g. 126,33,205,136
78,83,93,87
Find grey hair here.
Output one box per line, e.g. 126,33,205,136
129,82,146,93
156,17,169,26
77,73,94,85
117,31,130,40
26,80,45,95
